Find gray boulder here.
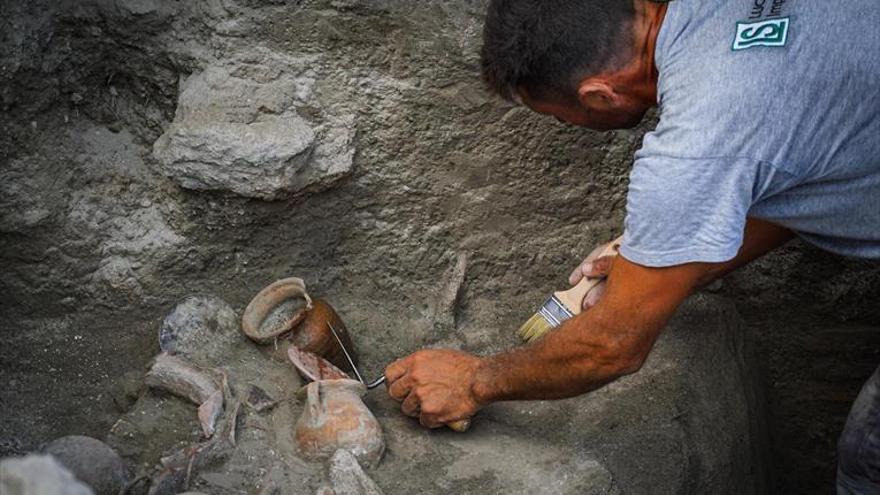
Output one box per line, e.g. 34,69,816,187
0,455,94,495
153,63,354,200
42,436,128,495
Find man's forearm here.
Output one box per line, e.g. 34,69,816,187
473,309,655,402
472,255,706,403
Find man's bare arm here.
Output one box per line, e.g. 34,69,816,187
385,218,794,426
474,219,793,402
474,218,793,402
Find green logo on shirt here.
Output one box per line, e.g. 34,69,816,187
732,17,790,51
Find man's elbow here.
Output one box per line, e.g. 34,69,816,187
592,339,651,379
614,349,649,376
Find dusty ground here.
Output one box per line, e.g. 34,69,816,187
0,0,877,493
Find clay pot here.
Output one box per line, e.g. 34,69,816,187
242,278,357,372
242,277,312,344
294,379,385,467
291,299,358,372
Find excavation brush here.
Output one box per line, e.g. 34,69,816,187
518,237,622,342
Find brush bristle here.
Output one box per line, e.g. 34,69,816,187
516,312,553,343
517,295,576,343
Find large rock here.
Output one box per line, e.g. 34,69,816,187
42,436,129,495
153,62,354,200
0,455,94,495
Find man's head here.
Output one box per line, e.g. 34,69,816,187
481,0,666,130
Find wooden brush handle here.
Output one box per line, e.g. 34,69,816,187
446,419,471,432
553,236,624,316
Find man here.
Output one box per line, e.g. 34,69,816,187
384,0,880,492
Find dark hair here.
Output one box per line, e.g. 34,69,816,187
480,0,637,101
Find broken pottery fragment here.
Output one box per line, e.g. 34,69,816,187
328,450,385,495
288,345,350,382
294,379,385,467
145,353,219,404
144,353,224,438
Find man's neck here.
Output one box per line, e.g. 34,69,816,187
615,0,667,105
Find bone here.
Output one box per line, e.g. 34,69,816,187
144,353,220,405
197,390,223,438
432,252,468,330
226,399,242,447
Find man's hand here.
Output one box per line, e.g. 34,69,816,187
385,349,485,428
568,240,619,310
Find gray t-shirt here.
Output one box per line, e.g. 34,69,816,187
621,0,880,266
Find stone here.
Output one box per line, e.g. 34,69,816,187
0,455,94,495
41,436,128,495
152,64,354,200
329,450,384,495
158,295,243,366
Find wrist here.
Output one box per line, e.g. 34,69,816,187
471,357,501,405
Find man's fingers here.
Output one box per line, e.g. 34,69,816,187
570,242,618,286
582,280,607,310
583,255,615,278
419,411,443,429
384,356,411,384
401,392,420,417
387,375,413,401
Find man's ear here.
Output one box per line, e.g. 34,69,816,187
576,79,620,110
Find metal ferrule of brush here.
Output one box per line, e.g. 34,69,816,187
537,295,575,328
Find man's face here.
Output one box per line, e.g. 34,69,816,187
517,85,649,131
